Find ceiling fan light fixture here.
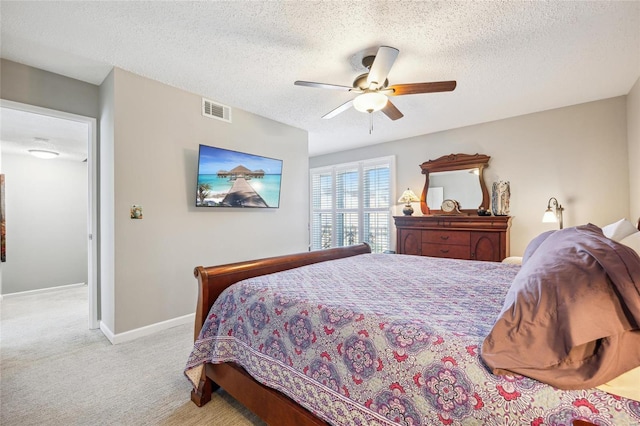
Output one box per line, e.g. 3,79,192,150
28,149,59,159
353,92,388,113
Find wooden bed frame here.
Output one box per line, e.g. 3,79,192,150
191,243,371,426
189,219,640,425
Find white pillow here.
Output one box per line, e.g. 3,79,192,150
619,231,640,256
602,218,638,242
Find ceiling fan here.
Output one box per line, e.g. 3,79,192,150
294,46,456,122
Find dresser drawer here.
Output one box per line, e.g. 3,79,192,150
422,230,470,245
422,243,470,259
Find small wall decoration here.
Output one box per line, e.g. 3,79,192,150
130,205,143,219
491,181,510,216
1,174,5,262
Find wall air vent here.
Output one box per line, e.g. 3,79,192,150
202,98,232,123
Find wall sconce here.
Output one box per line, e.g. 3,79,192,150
542,197,564,229
398,188,420,216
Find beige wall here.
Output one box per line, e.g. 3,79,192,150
1,60,309,335
0,59,99,118
103,68,309,334
628,76,640,222
311,97,630,256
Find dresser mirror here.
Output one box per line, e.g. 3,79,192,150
419,153,490,215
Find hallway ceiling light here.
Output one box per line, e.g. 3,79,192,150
28,149,59,159
28,137,59,159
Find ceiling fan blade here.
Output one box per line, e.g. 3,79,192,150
366,46,399,89
294,80,354,91
322,99,353,119
381,100,403,121
387,81,457,96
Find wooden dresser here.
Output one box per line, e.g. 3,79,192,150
394,215,511,262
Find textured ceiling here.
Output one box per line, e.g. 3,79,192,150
1,1,639,156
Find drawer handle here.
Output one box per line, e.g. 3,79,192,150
440,249,450,253
440,236,449,240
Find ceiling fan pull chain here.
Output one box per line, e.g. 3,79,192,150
369,112,373,134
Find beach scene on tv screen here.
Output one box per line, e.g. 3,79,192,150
197,145,282,208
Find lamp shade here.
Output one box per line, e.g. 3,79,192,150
353,92,388,113
542,209,556,223
398,188,420,203
542,197,564,228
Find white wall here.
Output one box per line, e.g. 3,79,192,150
1,153,88,294
628,76,640,222
311,97,630,256
101,68,309,334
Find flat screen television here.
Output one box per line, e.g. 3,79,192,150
196,144,283,208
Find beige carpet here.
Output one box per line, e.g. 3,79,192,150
0,286,266,426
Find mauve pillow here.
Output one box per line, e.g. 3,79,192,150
522,230,556,265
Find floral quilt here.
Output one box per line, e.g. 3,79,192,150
185,254,640,425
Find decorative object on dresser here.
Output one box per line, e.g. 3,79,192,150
394,215,511,261
542,196,564,229
491,180,510,216
397,188,420,215
419,153,491,215
440,198,462,214
477,206,492,216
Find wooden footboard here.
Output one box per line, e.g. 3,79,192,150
190,243,371,424
192,243,371,340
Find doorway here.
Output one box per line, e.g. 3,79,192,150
0,100,98,329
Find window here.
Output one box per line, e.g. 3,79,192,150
310,156,394,253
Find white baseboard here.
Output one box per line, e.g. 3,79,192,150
2,282,86,298
99,312,195,345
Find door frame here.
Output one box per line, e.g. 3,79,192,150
1,99,99,329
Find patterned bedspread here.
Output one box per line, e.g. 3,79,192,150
185,254,640,425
